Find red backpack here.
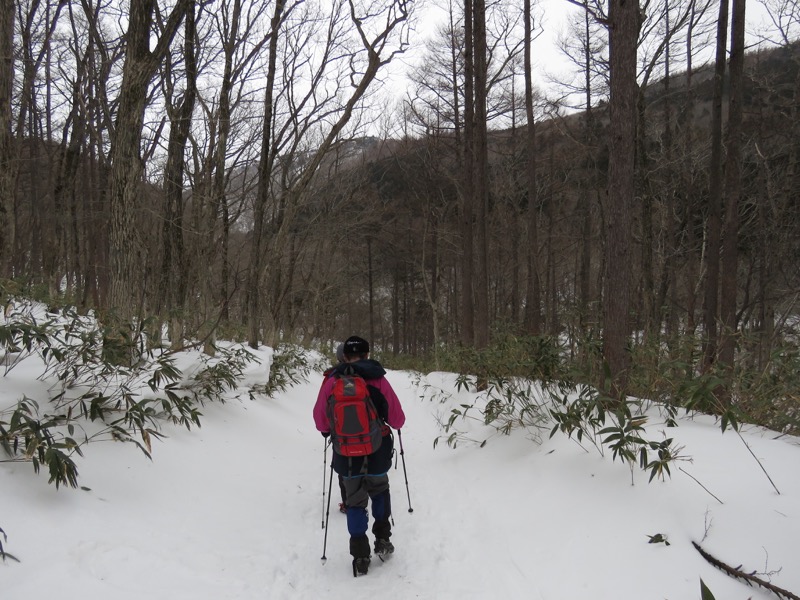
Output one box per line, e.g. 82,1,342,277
327,372,383,457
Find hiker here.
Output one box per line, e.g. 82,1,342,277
321,343,348,513
313,335,406,576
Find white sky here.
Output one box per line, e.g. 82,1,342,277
387,0,780,105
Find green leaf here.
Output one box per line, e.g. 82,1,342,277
700,578,716,600
639,447,649,469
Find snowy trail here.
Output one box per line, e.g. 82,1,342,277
3,361,800,599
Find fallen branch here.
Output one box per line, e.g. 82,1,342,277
734,427,781,495
692,541,799,600
679,467,724,504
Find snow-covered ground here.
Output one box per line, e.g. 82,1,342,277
2,339,799,599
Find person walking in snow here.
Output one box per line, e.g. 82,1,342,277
313,335,406,576
321,343,348,513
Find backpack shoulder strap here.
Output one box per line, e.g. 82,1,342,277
366,384,388,422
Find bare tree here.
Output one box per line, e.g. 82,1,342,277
76,0,125,309
159,1,199,348
718,0,747,402
636,0,711,338
108,0,192,321
53,8,92,304
750,0,800,367
603,0,641,398
472,0,490,350
247,0,412,347
0,0,14,277
523,0,543,335
461,0,476,346
247,0,288,348
407,0,523,346
701,0,730,370
206,0,272,326
556,2,608,339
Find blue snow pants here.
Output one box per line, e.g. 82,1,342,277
343,473,392,558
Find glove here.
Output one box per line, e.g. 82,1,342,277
321,431,330,438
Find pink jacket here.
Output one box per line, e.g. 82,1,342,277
313,362,406,433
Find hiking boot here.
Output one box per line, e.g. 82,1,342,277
374,538,394,558
338,502,347,514
352,557,370,577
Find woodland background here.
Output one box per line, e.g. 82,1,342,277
0,0,798,432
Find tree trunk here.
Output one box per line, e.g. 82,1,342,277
659,14,678,340
473,0,490,350
682,12,699,336
161,3,197,349
523,0,542,335
212,0,246,327
108,0,191,319
368,237,375,343
603,0,640,400
718,0,746,404
461,0,476,347
248,0,285,348
392,268,400,354
702,0,730,371
0,0,15,276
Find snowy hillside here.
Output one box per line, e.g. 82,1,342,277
2,345,799,599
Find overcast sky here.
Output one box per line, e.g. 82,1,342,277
387,0,779,106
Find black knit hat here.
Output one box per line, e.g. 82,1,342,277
343,335,369,356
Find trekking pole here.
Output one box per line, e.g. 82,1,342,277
321,439,329,529
397,429,413,513
321,464,334,564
